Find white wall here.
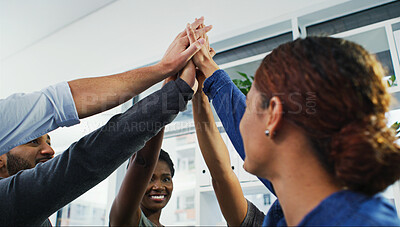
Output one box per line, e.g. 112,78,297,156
2,0,355,97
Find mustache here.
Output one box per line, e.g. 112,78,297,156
35,156,53,164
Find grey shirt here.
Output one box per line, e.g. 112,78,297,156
240,199,265,226
0,79,193,226
138,211,156,227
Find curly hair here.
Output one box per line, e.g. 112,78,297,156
159,149,175,178
254,36,400,195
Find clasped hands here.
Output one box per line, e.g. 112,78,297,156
160,17,219,93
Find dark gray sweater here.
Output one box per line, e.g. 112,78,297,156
0,79,193,226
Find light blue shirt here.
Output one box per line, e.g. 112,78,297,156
0,82,80,155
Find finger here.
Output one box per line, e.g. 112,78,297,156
194,25,212,39
181,38,205,60
205,34,210,50
190,16,204,30
174,30,186,40
199,24,206,39
186,23,197,45
210,47,216,57
177,17,204,39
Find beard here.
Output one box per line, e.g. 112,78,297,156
6,153,33,176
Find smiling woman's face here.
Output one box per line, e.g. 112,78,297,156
141,160,173,212
4,134,54,176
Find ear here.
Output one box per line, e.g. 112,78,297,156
0,154,6,168
266,96,284,139
0,154,8,177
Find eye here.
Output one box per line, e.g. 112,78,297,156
163,177,171,183
28,139,39,145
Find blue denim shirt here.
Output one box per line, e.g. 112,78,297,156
0,82,80,155
203,69,400,226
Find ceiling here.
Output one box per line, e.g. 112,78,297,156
0,0,116,61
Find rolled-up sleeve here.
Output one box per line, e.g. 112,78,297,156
0,82,80,155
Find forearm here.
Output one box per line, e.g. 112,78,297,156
203,69,276,194
110,129,164,225
212,174,248,226
69,64,168,119
193,92,248,225
0,79,193,225
192,92,232,178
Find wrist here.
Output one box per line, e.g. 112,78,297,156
200,59,219,78
154,61,173,78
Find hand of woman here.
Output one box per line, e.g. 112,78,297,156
186,22,219,78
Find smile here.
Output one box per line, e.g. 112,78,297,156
150,195,166,201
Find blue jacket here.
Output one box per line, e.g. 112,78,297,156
203,69,400,226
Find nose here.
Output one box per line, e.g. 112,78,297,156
151,180,164,190
40,143,55,157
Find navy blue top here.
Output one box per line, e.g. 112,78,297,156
203,69,400,226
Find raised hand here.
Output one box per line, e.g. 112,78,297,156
157,17,212,78
186,21,219,78
193,24,216,95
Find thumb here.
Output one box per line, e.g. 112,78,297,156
182,38,205,60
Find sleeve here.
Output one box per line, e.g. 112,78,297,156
203,69,275,194
0,78,193,225
240,199,265,227
0,82,80,155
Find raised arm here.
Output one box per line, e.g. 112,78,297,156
193,74,248,226
109,129,164,226
0,73,196,225
0,17,210,156
69,17,211,119
186,23,275,193
109,50,198,225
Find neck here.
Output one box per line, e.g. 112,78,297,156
142,207,162,226
270,151,341,226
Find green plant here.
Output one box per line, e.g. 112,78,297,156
391,121,400,137
387,75,397,87
232,71,254,95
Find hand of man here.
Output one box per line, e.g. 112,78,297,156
157,17,212,78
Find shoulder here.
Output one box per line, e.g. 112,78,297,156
303,190,400,226
139,211,157,227
348,193,400,226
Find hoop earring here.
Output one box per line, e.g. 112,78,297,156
265,130,270,136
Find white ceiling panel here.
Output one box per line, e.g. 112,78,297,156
0,0,116,60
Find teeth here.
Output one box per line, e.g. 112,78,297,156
151,195,165,200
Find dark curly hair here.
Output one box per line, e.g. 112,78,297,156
127,149,174,178
254,36,400,195
159,149,175,177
